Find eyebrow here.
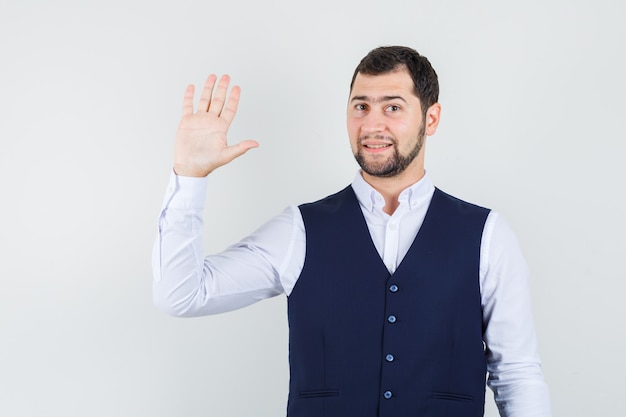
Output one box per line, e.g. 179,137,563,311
350,95,408,103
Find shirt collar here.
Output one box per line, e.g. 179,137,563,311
351,169,435,213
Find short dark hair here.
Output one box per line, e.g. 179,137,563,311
350,46,439,113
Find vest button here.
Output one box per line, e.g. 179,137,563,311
389,284,398,293
385,354,395,362
383,390,393,399
387,315,397,323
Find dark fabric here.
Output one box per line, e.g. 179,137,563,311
287,186,490,417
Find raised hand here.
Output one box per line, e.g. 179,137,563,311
173,74,258,177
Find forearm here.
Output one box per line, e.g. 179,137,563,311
484,279,551,417
488,363,551,417
152,203,215,317
152,172,218,316
152,172,290,317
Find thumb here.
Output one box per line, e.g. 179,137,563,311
220,140,259,164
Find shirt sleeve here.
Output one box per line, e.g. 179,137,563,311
480,211,552,417
152,171,305,317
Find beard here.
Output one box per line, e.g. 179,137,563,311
354,123,426,178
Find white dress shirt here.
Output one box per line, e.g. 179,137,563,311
152,170,552,417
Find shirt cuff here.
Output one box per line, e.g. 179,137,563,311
162,169,209,210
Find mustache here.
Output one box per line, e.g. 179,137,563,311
358,134,396,143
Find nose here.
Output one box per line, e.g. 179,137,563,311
360,112,385,134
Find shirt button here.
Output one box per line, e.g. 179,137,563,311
387,315,397,323
385,354,395,362
383,390,393,399
388,223,397,231
389,284,398,293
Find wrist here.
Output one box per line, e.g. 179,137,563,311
173,163,211,178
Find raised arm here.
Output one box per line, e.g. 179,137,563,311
152,75,301,317
173,74,258,177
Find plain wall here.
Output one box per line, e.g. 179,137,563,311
1,0,624,415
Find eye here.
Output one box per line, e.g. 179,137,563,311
385,104,401,112
354,103,368,111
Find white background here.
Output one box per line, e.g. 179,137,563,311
1,0,624,416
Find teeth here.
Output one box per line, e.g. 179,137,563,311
366,144,390,149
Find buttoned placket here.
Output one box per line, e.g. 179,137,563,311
377,189,416,404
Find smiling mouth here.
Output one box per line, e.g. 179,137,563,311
364,144,392,149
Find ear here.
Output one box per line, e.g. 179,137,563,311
424,103,442,136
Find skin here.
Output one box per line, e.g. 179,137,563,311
173,74,258,177
347,68,441,214
173,70,441,215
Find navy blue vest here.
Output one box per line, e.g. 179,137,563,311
288,186,490,417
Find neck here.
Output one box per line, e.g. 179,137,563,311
361,167,425,215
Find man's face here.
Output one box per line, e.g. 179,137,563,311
347,69,428,179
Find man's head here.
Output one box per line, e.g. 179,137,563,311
347,46,441,181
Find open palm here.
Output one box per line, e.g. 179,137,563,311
173,74,258,177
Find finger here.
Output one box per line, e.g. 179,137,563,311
182,84,195,116
220,140,259,165
197,74,217,113
220,85,240,125
207,74,230,116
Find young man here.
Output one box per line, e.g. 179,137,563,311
153,46,551,416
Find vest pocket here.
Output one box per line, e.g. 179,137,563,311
431,391,473,402
299,389,340,398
